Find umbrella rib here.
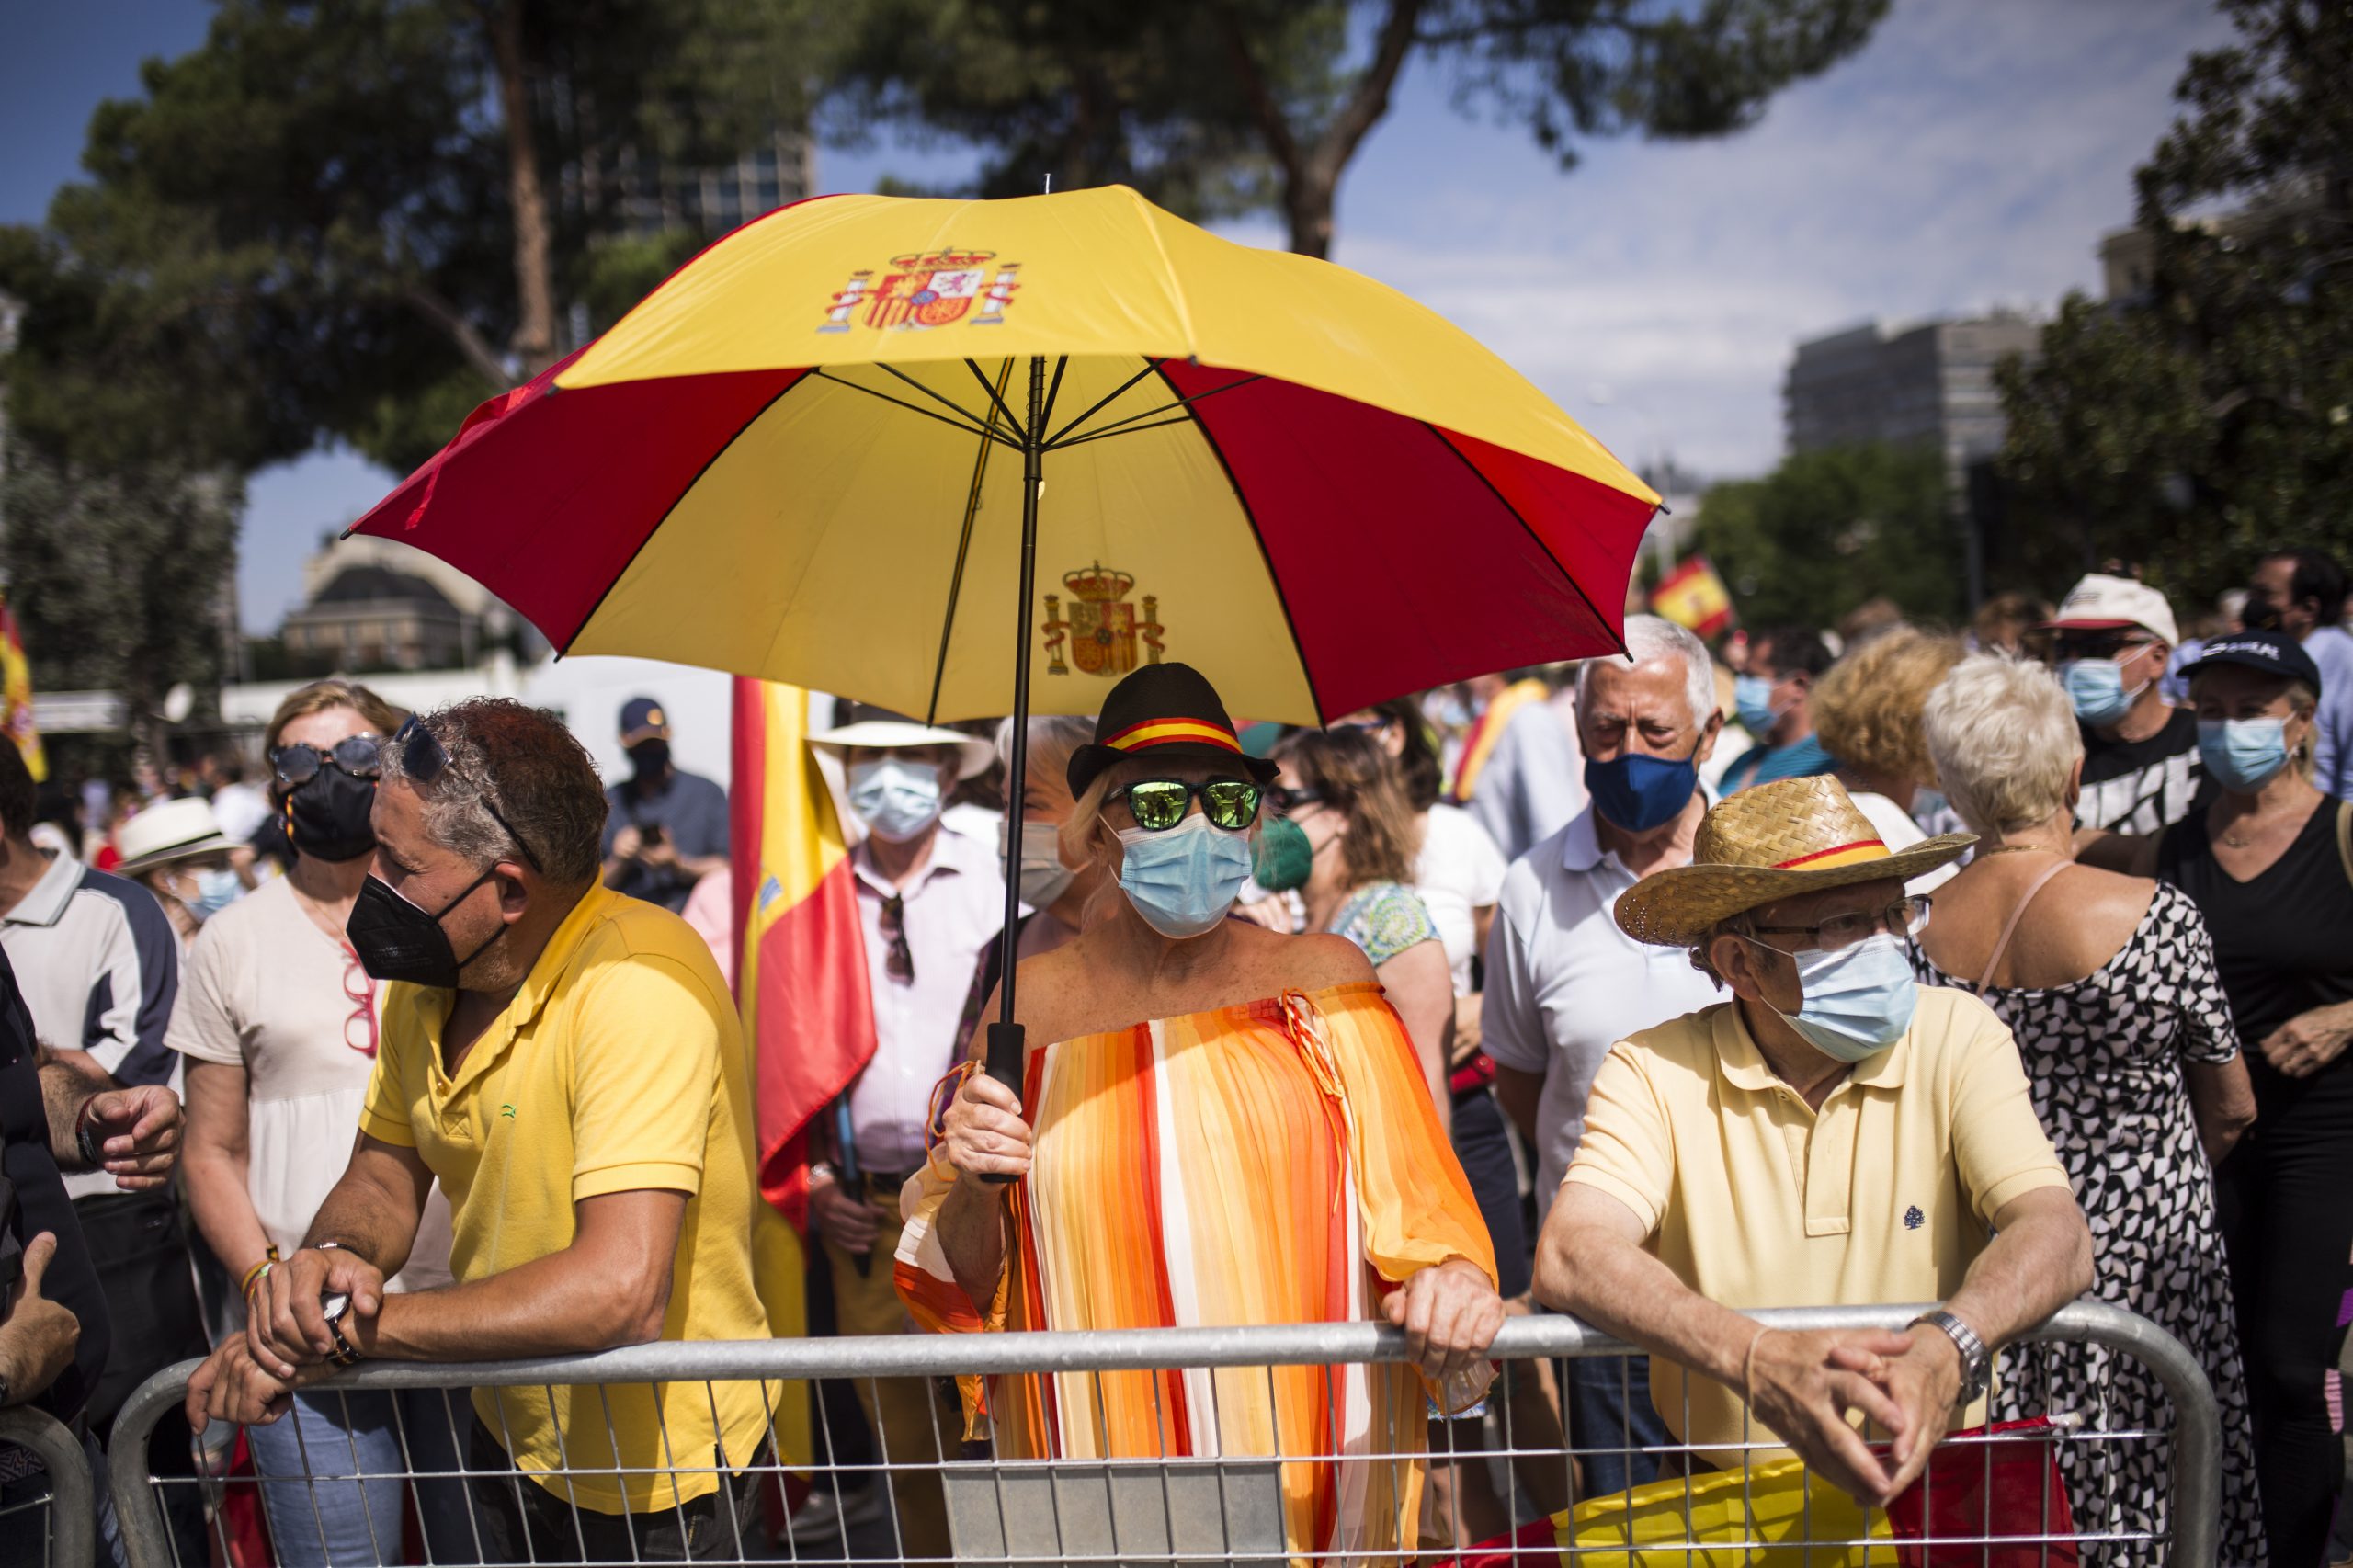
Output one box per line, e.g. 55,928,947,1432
1046,415,1199,451
870,360,1025,440
1143,361,1331,723
961,358,1030,444
1041,356,1071,431
1041,359,1164,448
1423,423,1633,659
1041,374,1267,451
925,358,1017,723
809,368,1023,451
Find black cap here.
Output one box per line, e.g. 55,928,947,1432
2180,631,2323,695
619,696,669,743
1066,663,1282,798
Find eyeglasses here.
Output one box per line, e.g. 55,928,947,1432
1112,778,1264,833
1748,895,1933,954
878,892,914,984
393,716,544,874
270,734,384,787
1269,787,1325,814
340,945,379,1058
1327,716,1392,736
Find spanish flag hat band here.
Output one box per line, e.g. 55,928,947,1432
1105,716,1242,756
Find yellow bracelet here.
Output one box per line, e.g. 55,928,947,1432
1742,1325,1778,1405
241,1246,281,1298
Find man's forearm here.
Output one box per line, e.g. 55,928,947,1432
1542,1223,1760,1389
36,1057,105,1167
1944,1190,2094,1349
302,1170,423,1283
355,1245,664,1361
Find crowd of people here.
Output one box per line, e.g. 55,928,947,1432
0,546,2347,1568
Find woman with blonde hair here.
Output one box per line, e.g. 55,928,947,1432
1811,625,1965,891
166,678,467,1564
897,664,1501,1562
1915,653,2263,1563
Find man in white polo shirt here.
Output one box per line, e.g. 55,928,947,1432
1483,614,1724,1493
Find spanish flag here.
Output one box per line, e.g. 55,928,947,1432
1,597,45,783
1650,554,1735,641
730,678,877,1466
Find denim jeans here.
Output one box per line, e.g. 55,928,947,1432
244,1385,472,1565
1563,1352,1670,1497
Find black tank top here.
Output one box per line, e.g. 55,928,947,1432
2158,796,2353,1113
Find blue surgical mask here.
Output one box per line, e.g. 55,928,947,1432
1112,814,1253,938
189,868,244,921
1584,750,1700,834
2057,658,2143,727
1733,675,1779,738
2198,717,2290,793
1750,932,1917,1063
848,758,946,843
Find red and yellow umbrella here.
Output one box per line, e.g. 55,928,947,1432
350,185,1656,725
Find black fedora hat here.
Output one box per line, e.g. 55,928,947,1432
1066,663,1282,798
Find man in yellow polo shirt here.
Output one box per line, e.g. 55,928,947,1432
1534,775,2092,1508
183,699,773,1562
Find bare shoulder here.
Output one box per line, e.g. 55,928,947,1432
1262,928,1377,990
2043,864,2157,970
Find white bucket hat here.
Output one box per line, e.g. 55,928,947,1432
116,798,234,876
808,705,994,780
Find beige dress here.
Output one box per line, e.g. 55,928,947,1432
166,877,455,1289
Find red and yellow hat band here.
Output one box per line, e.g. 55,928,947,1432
1104,717,1243,756
1772,838,1890,871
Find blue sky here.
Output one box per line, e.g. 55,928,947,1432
6,0,2233,632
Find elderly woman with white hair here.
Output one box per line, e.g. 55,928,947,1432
1915,653,2264,1565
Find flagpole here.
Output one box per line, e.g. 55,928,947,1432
983,355,1048,1126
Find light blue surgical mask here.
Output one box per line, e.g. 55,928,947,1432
2198,717,2290,793
1749,932,1917,1063
847,757,946,843
2057,658,2144,727
1733,675,1779,738
189,868,244,921
1112,814,1253,939
1001,818,1076,909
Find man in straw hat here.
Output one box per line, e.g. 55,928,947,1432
1531,775,2093,1506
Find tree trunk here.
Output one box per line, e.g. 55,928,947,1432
1286,167,1337,260
486,1,559,379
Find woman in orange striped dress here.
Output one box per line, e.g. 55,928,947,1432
896,665,1501,1563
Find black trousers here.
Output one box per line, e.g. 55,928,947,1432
465,1418,764,1563
2215,1064,2353,1568
1449,1085,1530,1299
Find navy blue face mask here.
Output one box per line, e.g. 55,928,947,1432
1583,747,1701,834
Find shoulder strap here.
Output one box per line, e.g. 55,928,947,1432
2336,799,2352,890
1976,858,2075,996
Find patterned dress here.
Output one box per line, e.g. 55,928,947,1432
895,983,1496,1564
1328,881,1440,966
1915,882,2265,1568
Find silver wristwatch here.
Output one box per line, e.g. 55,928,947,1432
1911,1308,1990,1403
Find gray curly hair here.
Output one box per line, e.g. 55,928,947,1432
378,699,608,889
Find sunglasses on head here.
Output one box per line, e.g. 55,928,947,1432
1112,778,1263,833
270,734,384,787
393,715,545,874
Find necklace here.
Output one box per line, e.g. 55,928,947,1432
1975,842,2060,858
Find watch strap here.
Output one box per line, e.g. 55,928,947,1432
74,1106,104,1171
1912,1309,1990,1401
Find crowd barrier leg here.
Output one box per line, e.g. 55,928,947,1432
0,1403,98,1568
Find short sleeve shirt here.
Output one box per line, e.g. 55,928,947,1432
601,769,730,911
1414,804,1507,994
1564,985,2070,1457
358,883,770,1513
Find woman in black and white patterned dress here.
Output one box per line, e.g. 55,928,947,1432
1917,655,2265,1568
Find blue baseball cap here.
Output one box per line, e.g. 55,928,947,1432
2180,631,2322,695
619,696,670,743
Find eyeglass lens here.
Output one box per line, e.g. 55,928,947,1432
272,734,384,785
879,894,914,984
1121,780,1262,832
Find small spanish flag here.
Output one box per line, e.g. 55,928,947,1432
1650,554,1735,641
0,597,45,783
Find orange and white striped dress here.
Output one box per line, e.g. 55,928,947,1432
895,982,1496,1563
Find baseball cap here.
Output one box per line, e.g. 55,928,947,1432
2044,574,2178,646
619,696,669,744
2179,631,2323,694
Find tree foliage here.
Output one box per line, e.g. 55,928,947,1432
1695,442,1960,631
1996,0,2353,601
830,0,1888,256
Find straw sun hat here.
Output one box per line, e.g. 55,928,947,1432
1613,775,1975,949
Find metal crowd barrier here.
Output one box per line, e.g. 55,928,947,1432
103,1300,2218,1568
0,1403,97,1568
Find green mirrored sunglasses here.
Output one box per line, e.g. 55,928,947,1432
1113,778,1264,833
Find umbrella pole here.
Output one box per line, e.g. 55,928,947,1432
983,355,1049,1108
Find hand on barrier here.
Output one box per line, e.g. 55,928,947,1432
81,1084,183,1191
1745,1327,1915,1506
1831,1324,1965,1502
1384,1256,1504,1392
246,1244,385,1378
185,1335,329,1434
942,1065,1033,1182
0,1233,82,1406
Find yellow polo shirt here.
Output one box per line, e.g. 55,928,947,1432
1563,984,2070,1460
359,883,772,1514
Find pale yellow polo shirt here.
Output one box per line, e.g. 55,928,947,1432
1563,984,2070,1460
359,883,773,1514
